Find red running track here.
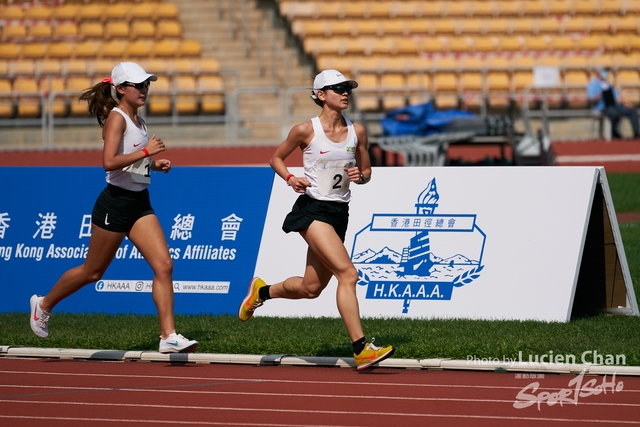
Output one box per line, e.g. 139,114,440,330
1,357,639,427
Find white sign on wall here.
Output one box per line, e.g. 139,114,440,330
254,166,638,322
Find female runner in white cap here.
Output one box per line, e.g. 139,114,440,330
29,62,198,354
239,69,395,370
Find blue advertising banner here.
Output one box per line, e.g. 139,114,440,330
0,166,274,315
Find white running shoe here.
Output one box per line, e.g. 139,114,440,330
159,333,198,354
30,295,50,338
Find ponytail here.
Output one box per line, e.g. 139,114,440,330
78,81,119,128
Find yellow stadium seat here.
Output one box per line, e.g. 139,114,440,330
353,20,379,36
444,1,470,17
323,20,352,37
485,18,510,35
101,40,129,58
605,34,631,52
77,4,105,22
13,78,41,118
174,75,198,115
589,16,613,34
1,5,24,20
171,58,196,74
523,35,551,51
139,58,171,75
2,23,27,39
25,5,52,21
153,39,178,58
432,71,458,92
198,57,221,74
199,75,225,114
572,0,596,15
471,1,494,17
512,70,534,91
511,17,535,34
0,43,21,60
380,72,406,110
355,56,382,73
64,59,88,76
66,76,93,116
613,15,640,33
316,55,354,73
563,54,591,70
79,21,104,39
155,19,182,39
547,0,571,16
380,19,407,36
574,35,603,51
615,52,640,68
73,40,102,59
38,59,62,76
177,40,202,57
53,22,79,39
459,18,485,35
498,35,524,52
21,43,48,60
42,77,68,117
10,60,36,76
495,1,520,17
130,2,156,21
549,35,574,51
472,36,499,52
432,18,458,35
459,70,483,92
52,4,80,21
127,39,154,58
537,17,562,34
103,3,131,22
147,75,172,115
383,56,410,72
154,2,179,21
391,1,426,18
90,59,116,77
354,72,380,112
104,21,130,39
563,16,588,33
521,1,545,16
486,70,511,92
0,79,13,118
599,0,622,15
28,22,53,38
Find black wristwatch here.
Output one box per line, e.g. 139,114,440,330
358,172,365,184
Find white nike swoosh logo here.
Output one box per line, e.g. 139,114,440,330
105,213,110,225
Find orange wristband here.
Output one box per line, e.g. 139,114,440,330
142,147,150,157
285,173,294,183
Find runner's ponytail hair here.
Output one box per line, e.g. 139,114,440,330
79,81,119,128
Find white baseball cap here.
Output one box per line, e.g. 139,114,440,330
312,69,358,96
111,62,157,86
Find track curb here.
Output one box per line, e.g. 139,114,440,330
2,346,640,376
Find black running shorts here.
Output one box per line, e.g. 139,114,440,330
282,194,349,242
92,184,155,233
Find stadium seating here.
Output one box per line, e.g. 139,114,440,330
281,0,640,112
0,0,217,124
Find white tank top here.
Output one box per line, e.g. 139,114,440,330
303,115,358,203
105,107,151,192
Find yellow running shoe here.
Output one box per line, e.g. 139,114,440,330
238,277,267,322
353,338,395,370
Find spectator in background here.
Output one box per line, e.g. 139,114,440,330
587,66,640,139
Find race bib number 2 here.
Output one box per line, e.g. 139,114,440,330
316,160,354,196
130,156,151,184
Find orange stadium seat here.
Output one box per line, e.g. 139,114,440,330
52,4,80,21
140,58,171,75
613,15,640,33
199,75,225,114
537,17,562,34
155,19,182,39
73,40,102,59
521,0,546,16
67,76,93,116
42,76,68,117
174,75,198,115
547,0,571,16
79,21,105,39
147,75,172,115
104,21,131,39
10,60,36,76
90,59,115,77
13,78,41,118
2,22,27,40
101,40,129,59
103,3,131,22
178,40,202,57
354,72,379,111
130,20,156,39
21,43,48,60
198,58,221,74
380,72,406,110
599,0,623,15
25,5,52,21
38,59,62,76
572,0,596,15
28,22,53,39
154,2,179,21
0,43,21,60
130,3,156,21
0,79,13,118
1,5,24,20
127,39,154,59
77,4,105,22
53,22,79,39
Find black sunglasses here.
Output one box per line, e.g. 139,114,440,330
122,80,151,90
322,84,352,95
